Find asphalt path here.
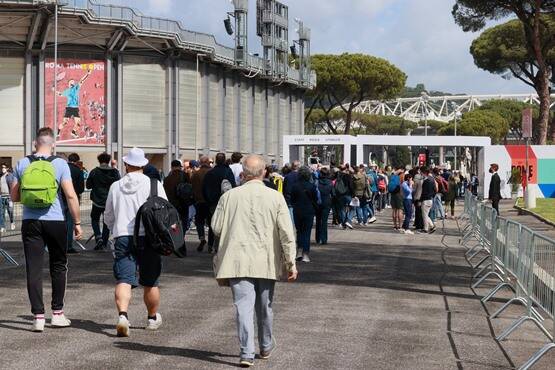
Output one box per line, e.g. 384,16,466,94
0,211,552,369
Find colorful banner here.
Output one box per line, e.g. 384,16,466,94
45,59,106,145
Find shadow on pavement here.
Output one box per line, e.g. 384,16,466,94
113,341,239,367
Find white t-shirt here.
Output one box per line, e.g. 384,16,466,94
229,163,243,186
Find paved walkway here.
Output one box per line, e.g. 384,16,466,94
0,212,552,369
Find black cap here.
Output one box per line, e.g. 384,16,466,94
171,160,182,168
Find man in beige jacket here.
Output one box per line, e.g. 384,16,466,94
212,154,298,368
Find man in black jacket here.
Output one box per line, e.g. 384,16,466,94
202,153,236,253
66,153,85,253
420,167,437,234
488,163,502,214
86,152,120,250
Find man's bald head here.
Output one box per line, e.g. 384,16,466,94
242,155,266,181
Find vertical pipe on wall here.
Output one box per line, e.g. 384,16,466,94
116,53,123,173
38,54,44,128
175,60,180,160
105,55,113,156
24,52,33,155
53,3,58,153
165,57,173,173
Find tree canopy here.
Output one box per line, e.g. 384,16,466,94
457,110,509,144
307,53,406,135
453,1,555,144
478,99,540,141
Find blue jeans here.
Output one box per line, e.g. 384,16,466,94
230,278,275,360
433,194,445,220
315,206,331,244
402,199,413,230
0,196,14,227
91,205,110,245
339,195,352,226
294,212,314,253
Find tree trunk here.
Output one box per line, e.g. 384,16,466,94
536,73,550,144
344,108,352,135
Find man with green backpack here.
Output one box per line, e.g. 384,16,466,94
10,127,83,332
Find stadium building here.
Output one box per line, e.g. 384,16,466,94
0,0,315,171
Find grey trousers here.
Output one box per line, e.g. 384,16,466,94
230,278,276,360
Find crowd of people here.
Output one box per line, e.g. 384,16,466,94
6,126,492,368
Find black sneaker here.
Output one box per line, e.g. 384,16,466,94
428,227,437,234
94,240,105,251
207,245,214,254
239,358,254,368
197,240,206,252
174,245,187,258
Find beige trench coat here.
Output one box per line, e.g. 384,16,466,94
211,180,297,282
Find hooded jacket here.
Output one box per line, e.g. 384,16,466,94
104,172,167,238
86,164,121,208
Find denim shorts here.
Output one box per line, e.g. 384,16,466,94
113,236,162,288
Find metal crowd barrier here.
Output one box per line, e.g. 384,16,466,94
461,194,555,370
0,192,95,266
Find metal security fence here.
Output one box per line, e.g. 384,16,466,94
461,195,555,370
0,192,94,266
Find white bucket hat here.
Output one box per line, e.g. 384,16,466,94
123,147,148,167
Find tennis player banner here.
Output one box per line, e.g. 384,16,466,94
45,59,106,145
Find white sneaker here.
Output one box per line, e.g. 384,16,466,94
345,222,353,230
301,253,311,263
146,313,162,331
0,227,5,233
116,315,130,337
368,217,377,224
51,313,71,327
32,317,45,332
399,229,406,234
295,248,303,261
10,223,16,231
404,229,414,235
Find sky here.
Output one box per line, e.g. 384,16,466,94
99,0,532,95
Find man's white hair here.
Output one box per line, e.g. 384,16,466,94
242,155,266,179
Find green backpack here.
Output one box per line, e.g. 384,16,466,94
20,155,59,208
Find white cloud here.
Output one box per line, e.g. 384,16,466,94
101,0,532,95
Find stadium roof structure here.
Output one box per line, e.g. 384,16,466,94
0,0,316,89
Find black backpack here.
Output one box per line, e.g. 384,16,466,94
134,179,184,256
176,172,195,206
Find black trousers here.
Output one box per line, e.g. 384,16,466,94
491,198,500,215
414,202,424,230
21,220,68,315
194,202,214,247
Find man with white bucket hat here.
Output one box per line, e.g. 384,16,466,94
104,147,168,337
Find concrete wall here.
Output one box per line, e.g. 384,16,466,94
0,55,305,171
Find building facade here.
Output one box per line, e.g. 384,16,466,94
0,0,314,171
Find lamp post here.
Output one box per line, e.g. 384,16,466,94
421,92,429,136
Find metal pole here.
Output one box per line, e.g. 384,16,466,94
53,1,58,154
454,113,457,170
195,54,205,159
525,137,529,202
